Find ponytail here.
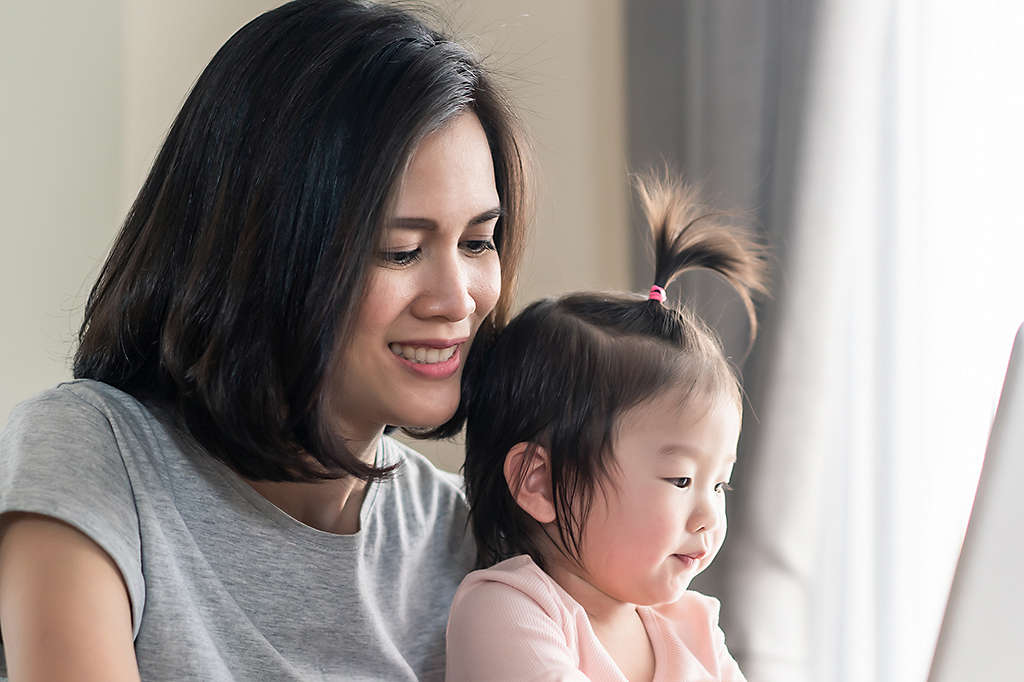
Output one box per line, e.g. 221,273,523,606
636,172,769,345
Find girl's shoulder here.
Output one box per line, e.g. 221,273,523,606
452,555,576,624
448,556,588,658
457,554,549,591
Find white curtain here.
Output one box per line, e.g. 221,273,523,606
627,1,1024,680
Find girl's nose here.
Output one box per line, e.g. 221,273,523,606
686,494,721,534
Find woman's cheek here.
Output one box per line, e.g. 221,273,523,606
469,254,502,320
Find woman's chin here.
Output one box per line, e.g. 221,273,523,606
392,405,459,431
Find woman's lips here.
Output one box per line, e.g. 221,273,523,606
388,340,465,378
389,342,458,364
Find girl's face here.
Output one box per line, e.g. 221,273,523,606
333,112,502,440
575,390,740,606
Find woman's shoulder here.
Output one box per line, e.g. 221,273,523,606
3,379,151,447
6,379,154,430
380,435,468,507
1,379,186,486
0,380,152,634
374,436,474,561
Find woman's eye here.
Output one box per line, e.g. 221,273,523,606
462,239,496,255
670,477,692,489
379,248,422,266
715,482,735,494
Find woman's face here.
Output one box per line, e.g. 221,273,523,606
333,112,502,440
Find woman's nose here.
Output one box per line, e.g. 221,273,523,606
412,254,476,321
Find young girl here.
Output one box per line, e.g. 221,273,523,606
442,175,767,681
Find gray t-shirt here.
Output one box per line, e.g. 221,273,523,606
0,380,475,680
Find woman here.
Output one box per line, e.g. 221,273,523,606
0,1,531,679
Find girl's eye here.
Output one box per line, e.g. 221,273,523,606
670,477,692,489
462,239,496,255
715,482,734,494
379,248,422,266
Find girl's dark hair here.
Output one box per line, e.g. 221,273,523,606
451,173,768,569
72,0,532,482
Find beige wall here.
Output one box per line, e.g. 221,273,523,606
119,0,283,213
1,2,122,415
0,0,628,472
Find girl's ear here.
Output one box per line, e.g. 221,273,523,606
504,442,556,524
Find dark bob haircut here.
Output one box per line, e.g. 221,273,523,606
447,174,768,570
73,0,532,483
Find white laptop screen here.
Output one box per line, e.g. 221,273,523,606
928,322,1024,680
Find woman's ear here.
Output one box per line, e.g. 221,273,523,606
504,442,556,524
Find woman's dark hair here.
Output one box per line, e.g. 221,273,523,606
451,173,768,570
73,0,532,482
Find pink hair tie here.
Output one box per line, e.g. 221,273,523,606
648,285,666,302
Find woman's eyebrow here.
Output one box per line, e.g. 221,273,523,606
389,206,504,231
469,206,504,225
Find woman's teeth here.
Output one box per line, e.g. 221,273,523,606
389,343,457,364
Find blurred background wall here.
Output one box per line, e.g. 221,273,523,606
1,2,123,418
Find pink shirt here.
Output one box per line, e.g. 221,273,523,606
446,555,745,681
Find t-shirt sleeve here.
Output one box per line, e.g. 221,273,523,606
0,386,145,635
446,577,591,682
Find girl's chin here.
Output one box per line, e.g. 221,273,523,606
657,576,695,603
623,581,691,607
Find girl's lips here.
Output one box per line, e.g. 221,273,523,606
674,551,707,569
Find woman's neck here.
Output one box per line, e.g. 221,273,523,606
245,431,381,535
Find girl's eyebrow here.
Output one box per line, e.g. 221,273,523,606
658,444,737,464
389,206,504,231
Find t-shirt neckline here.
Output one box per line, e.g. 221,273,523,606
204,437,389,547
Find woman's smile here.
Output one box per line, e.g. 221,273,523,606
388,339,468,378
